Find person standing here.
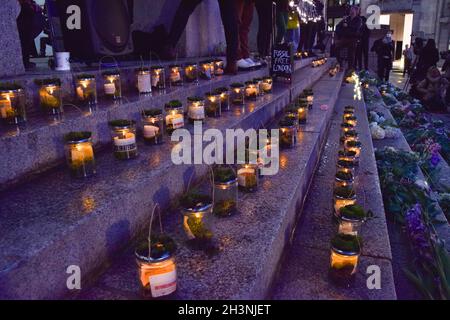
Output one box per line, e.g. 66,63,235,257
163,0,239,74
415,39,440,82
371,30,395,82
334,5,362,71
403,44,414,76
355,15,370,70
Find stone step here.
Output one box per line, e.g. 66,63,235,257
0,58,315,188
76,70,344,300
365,85,450,299
0,60,332,299
271,83,397,300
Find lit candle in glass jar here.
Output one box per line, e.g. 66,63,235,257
230,83,245,105
64,131,96,178
298,106,307,124
262,77,273,93
169,64,183,87
136,68,152,94
102,72,121,100
135,235,177,299
213,166,238,217
335,169,354,188
333,186,356,216
345,140,362,159
279,117,297,148
151,66,165,90
329,234,361,286
0,85,26,124
337,204,367,235
142,109,164,145
165,100,184,134
109,120,138,160
184,63,198,83
245,81,258,101
205,92,221,118
200,60,214,80
75,75,97,106
213,59,224,76
237,164,258,193
37,79,63,115
187,97,206,123
214,87,230,111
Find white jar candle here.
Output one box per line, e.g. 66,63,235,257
143,125,159,138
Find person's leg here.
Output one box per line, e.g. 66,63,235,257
355,41,362,70
347,40,357,70
276,11,288,44
167,0,203,48
377,59,384,80
254,0,273,57
363,41,369,70
239,0,254,60
334,40,343,66
218,0,239,73
307,21,317,53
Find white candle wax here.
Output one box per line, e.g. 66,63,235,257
114,132,136,146
104,82,116,95
138,74,152,93
189,104,205,120
237,167,256,187
143,125,160,138
0,98,12,118
166,114,184,129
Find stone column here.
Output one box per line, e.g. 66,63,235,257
0,0,25,77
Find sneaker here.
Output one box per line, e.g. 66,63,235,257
237,59,254,70
245,58,261,67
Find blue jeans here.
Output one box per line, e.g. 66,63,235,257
286,28,300,50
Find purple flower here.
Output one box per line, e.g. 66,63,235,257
405,204,434,266
430,153,441,167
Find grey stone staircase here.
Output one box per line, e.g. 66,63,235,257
77,68,344,300
0,57,333,299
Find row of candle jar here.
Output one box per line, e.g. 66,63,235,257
312,57,327,67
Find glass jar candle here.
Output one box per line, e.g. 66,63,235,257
165,101,185,134
184,63,198,83
279,118,298,148
214,87,230,111
213,166,238,217
199,60,214,80
341,122,354,138
230,83,245,105
102,72,121,100
38,80,63,115
169,64,183,87
335,169,354,189
187,97,206,123
343,110,354,120
213,59,224,76
262,77,273,94
181,193,213,245
75,75,97,106
64,131,96,178
298,105,307,124
142,109,164,145
135,250,177,299
337,205,366,236
344,116,357,127
305,90,314,110
333,186,356,216
245,81,258,101
136,68,152,94
329,234,361,286
345,140,362,159
237,164,258,193
0,86,26,124
205,92,221,118
151,66,166,90
109,120,138,160
253,78,264,96
342,130,358,144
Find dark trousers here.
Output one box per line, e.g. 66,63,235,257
355,40,369,70
307,21,317,52
403,58,412,76
377,58,392,82
236,0,254,60
168,0,239,63
298,22,309,52
335,39,357,70
254,0,273,57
